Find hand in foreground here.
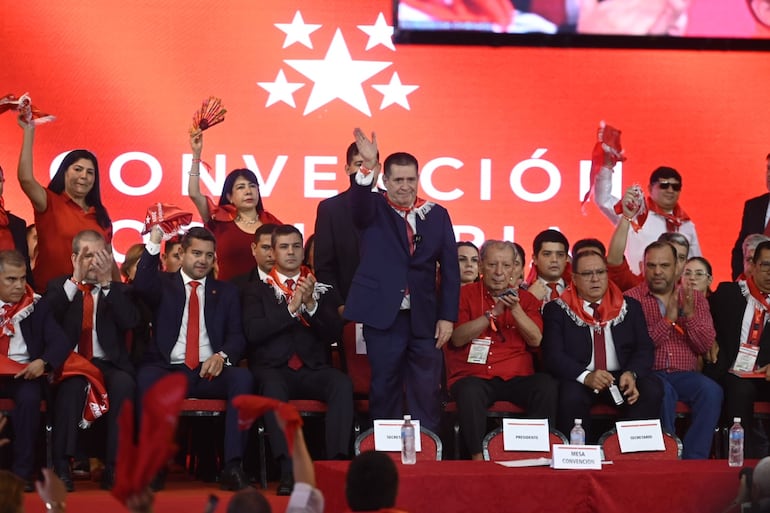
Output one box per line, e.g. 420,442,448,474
200,354,225,379
36,468,67,509
353,128,378,168
15,358,45,380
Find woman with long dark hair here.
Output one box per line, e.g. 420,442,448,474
187,130,281,280
17,119,115,291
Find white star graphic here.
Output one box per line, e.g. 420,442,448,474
285,29,392,116
274,10,321,49
358,12,395,51
257,69,305,108
372,72,419,110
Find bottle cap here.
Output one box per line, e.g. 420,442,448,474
574,419,582,425
404,415,412,421
734,417,741,423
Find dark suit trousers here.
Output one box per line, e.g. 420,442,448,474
722,373,770,458
252,366,353,463
52,359,135,464
137,363,253,464
451,374,558,455
0,377,45,480
556,372,663,443
363,310,443,432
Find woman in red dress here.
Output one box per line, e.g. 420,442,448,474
16,119,115,292
187,131,281,281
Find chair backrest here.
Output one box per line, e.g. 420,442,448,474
354,426,443,461
342,322,372,397
598,428,682,460
482,427,568,461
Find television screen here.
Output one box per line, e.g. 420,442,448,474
394,0,770,49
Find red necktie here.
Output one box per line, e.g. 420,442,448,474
547,283,560,300
0,305,10,356
285,278,304,371
77,283,95,359
185,281,201,370
590,302,607,371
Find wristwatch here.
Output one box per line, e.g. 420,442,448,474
216,351,232,366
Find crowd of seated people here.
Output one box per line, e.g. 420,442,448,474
3,120,770,501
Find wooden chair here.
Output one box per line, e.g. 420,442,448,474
354,426,443,461
598,427,682,460
482,426,568,461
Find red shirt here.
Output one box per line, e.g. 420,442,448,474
207,210,280,281
608,258,642,292
625,281,715,372
34,189,112,292
445,282,542,389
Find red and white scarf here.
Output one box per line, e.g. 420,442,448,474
555,280,628,331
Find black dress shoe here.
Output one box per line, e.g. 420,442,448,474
220,465,249,491
276,474,294,496
100,465,115,491
54,464,74,493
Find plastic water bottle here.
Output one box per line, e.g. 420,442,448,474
401,415,416,464
570,419,585,445
729,417,744,467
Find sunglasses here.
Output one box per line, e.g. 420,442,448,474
656,181,682,191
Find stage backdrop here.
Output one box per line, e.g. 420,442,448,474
0,0,767,283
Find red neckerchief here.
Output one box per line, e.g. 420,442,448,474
747,276,770,310
383,192,427,214
558,280,625,328
204,195,282,225
266,266,314,326
55,351,109,427
637,196,691,233
743,276,770,346
0,284,36,340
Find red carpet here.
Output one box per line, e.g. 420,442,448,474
23,475,290,513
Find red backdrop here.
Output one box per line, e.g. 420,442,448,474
0,0,767,283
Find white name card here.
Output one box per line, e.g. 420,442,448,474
502,418,550,452
552,444,602,470
615,419,665,453
373,419,422,452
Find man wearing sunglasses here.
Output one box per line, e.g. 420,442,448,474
595,163,702,278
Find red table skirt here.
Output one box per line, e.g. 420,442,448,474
315,459,745,513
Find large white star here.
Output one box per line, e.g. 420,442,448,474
285,29,391,116
358,12,395,51
275,10,321,49
372,72,419,110
257,69,305,108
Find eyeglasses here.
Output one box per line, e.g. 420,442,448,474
656,181,682,191
683,269,710,278
573,269,608,279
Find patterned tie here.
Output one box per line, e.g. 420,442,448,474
185,281,201,370
590,302,607,371
285,278,304,371
547,283,560,301
77,283,95,359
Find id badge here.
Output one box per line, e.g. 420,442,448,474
467,338,491,364
732,343,759,374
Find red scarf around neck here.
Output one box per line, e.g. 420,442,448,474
558,279,626,328
637,196,691,233
266,266,315,326
383,192,427,214
747,276,770,310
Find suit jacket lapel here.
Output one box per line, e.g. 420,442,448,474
204,280,217,346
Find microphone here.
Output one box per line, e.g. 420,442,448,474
413,234,422,245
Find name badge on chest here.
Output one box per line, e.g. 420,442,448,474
467,337,491,364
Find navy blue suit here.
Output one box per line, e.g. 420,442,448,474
45,276,139,466
0,297,71,480
133,248,253,464
542,297,662,441
344,182,460,430
731,193,770,280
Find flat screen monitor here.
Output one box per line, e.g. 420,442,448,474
394,0,770,49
